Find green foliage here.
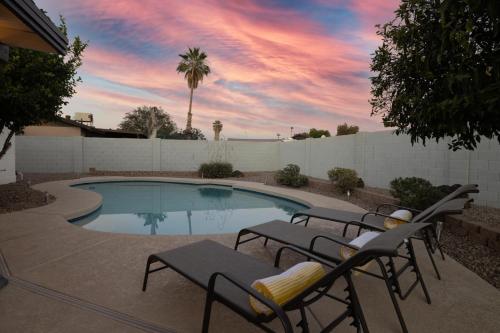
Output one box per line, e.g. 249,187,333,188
309,128,331,138
370,0,500,150
292,132,309,140
0,17,86,158
231,170,244,178
119,106,177,138
336,123,359,136
169,128,206,140
275,164,308,187
198,162,233,178
176,47,210,89
327,168,359,193
357,178,365,188
390,177,446,210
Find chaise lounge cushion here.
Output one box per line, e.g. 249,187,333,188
249,261,326,314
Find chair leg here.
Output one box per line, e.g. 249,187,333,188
407,240,431,305
345,274,369,333
423,236,441,280
202,293,215,333
142,257,153,291
376,259,408,333
304,217,310,227
431,226,446,261
298,306,310,333
264,237,269,247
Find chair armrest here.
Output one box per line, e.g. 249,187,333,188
207,272,293,332
309,235,357,253
376,203,421,214
274,245,337,269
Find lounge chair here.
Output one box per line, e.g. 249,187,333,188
290,184,478,278
291,184,477,234
234,198,470,333
142,223,431,333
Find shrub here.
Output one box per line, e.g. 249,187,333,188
198,162,233,178
336,123,359,136
390,177,446,210
231,170,244,178
356,177,365,188
327,167,359,193
309,128,331,138
275,164,308,187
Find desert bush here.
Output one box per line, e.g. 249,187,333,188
327,167,359,193
198,162,233,178
275,164,308,187
231,170,244,178
390,177,446,210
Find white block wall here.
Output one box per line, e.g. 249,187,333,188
0,130,15,184
15,132,500,207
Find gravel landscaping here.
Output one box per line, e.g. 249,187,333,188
3,171,499,289
0,182,55,214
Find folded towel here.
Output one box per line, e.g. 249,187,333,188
249,261,326,314
384,209,413,229
340,231,380,274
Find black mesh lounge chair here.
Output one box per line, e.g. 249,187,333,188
291,184,477,234
290,184,478,278
234,199,470,333
142,223,431,333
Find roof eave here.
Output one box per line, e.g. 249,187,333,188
2,0,68,55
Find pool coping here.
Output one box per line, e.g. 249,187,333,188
27,176,366,222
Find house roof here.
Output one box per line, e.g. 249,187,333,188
55,116,146,138
227,138,282,142
0,0,68,54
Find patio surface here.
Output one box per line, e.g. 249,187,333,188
0,177,499,332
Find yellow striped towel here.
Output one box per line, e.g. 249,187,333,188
384,210,413,230
249,262,326,314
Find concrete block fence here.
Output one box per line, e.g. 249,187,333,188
15,131,500,207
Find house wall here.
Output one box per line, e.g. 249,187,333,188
14,132,500,207
23,125,82,137
0,130,16,184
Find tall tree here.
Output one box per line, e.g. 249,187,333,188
370,0,500,150
176,47,210,132
0,17,86,159
119,106,177,138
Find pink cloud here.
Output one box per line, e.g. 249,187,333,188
39,0,391,138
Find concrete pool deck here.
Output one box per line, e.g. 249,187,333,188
0,177,499,332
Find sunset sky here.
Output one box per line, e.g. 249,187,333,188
38,0,399,139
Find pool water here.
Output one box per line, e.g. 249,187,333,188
71,182,308,235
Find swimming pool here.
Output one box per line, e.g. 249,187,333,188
70,181,308,235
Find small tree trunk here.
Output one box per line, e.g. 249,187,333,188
0,129,14,160
186,87,194,132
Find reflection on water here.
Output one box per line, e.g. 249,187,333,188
71,182,308,235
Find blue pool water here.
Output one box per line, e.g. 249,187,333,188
71,182,308,235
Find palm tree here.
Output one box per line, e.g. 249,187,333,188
176,47,210,132
212,120,223,141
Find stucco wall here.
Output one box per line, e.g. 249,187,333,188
0,130,15,184
23,125,82,137
14,132,500,207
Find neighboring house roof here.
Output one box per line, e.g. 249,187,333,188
53,116,147,138
227,138,282,142
0,0,68,54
